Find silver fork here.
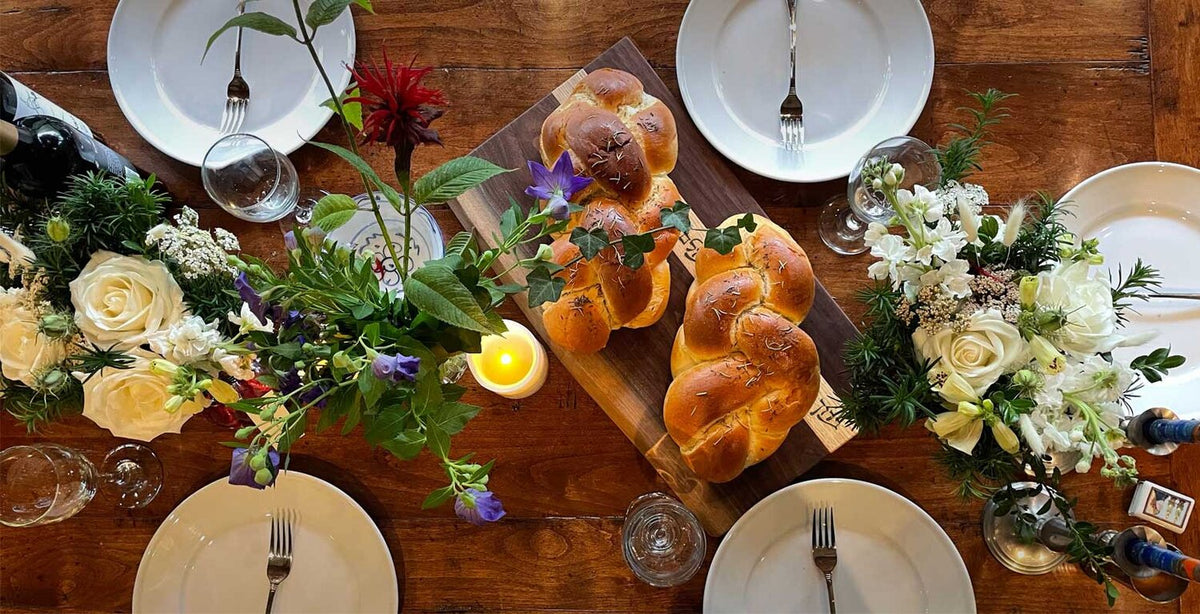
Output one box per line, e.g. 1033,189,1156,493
219,0,251,134
811,506,837,614
264,509,295,614
779,0,804,151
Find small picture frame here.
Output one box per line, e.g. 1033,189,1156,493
1129,481,1194,534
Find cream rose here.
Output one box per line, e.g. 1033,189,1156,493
914,309,1027,397
1036,260,1118,354
79,351,206,441
69,251,185,349
0,301,67,386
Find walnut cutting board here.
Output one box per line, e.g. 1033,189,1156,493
448,38,859,535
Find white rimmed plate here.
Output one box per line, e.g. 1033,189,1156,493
705,479,975,613
133,471,398,613
108,0,355,166
676,0,934,183
1061,162,1200,418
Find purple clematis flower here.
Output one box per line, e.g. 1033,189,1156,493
525,151,591,221
229,447,280,489
454,488,506,526
371,352,421,383
235,272,267,320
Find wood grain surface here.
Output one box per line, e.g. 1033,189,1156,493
2,0,1199,612
448,40,857,536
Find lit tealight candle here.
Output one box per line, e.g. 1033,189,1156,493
467,319,548,399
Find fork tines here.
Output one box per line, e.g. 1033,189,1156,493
780,115,805,152
269,509,295,562
811,505,835,550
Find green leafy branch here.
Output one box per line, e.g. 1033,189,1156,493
1110,259,1162,323
934,88,1016,186
1130,347,1186,383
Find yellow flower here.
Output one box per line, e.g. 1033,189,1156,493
926,374,1021,455
206,379,240,405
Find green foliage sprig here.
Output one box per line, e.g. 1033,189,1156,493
934,88,1016,186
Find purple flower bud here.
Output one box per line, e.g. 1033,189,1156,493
299,383,328,409
282,310,304,329
454,488,506,525
371,353,421,383
278,368,302,395
229,447,280,490
235,272,267,320
283,230,298,251
546,195,571,221
371,354,396,380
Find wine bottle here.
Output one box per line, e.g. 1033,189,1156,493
1,116,138,199
1,72,93,137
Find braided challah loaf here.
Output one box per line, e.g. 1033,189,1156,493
538,69,682,353
664,215,821,482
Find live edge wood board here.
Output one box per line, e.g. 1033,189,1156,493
448,38,859,535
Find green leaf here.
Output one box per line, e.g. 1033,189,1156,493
526,265,566,308
737,213,758,232
500,201,521,238
364,408,407,444
569,227,609,260
411,157,509,205
426,424,450,458
403,266,502,334
353,0,375,11
311,193,358,232
704,227,743,255
659,201,692,233
363,322,381,346
204,13,297,61
431,401,481,436
321,87,363,131
308,141,403,207
380,430,425,459
305,0,353,30
467,459,495,484
350,301,374,319
621,233,656,269
421,485,455,510
340,399,362,435
979,215,1000,241
446,232,475,256
358,371,387,409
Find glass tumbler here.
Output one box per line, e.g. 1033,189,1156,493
202,133,300,223
622,492,706,587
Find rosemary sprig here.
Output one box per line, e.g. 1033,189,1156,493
934,88,1016,186
1110,259,1162,323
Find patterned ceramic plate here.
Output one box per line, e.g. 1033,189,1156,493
326,192,445,292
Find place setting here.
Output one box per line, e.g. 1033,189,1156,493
3,0,1200,612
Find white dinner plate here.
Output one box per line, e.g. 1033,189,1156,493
676,0,934,183
1061,162,1200,418
108,0,356,166
705,479,975,613
133,471,398,613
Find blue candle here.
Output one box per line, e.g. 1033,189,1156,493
1126,539,1200,582
1146,418,1200,445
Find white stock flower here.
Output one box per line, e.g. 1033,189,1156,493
867,234,917,287
1036,260,1118,354
0,298,67,386
0,229,36,277
147,315,222,365
213,348,257,380
69,251,186,349
228,303,274,334
863,222,889,246
914,309,1027,397
78,351,207,441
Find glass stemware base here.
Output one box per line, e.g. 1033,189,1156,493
100,443,163,509
980,481,1071,575
622,492,706,587
818,194,869,255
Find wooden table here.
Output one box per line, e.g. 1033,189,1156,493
2,1,1198,612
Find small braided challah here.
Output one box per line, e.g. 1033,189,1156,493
537,68,682,353
664,215,821,482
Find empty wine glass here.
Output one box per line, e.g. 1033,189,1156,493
202,133,300,223
818,135,942,255
0,443,163,526
622,492,706,587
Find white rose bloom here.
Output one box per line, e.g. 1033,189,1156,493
147,315,222,365
78,351,206,441
1036,260,1118,354
0,302,67,386
914,309,1028,397
0,229,36,277
69,251,186,350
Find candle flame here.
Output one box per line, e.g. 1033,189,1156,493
499,352,513,366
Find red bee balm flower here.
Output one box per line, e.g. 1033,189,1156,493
345,54,446,151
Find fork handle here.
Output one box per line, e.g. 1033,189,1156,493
823,572,836,614
264,584,278,614
786,0,797,93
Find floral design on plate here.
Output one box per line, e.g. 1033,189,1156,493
326,191,444,291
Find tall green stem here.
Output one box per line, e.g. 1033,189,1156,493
289,0,402,270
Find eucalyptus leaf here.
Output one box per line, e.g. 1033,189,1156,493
204,13,297,61
403,266,501,334
412,157,509,205
311,193,357,232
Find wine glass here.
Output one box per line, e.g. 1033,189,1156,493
818,136,942,255
622,492,706,587
0,443,163,526
202,133,300,223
